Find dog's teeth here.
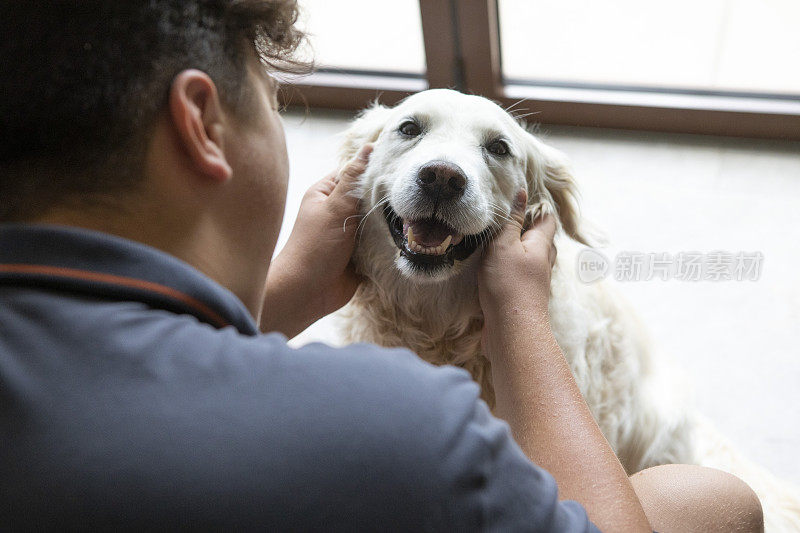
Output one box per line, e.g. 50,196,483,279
404,232,456,255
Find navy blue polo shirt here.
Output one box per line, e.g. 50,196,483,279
0,223,598,531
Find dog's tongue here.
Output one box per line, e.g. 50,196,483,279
403,218,462,247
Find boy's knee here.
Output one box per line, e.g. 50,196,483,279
721,470,764,533
631,464,763,533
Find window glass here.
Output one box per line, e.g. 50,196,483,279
297,0,426,75
498,0,800,95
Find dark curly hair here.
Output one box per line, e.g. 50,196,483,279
0,0,310,221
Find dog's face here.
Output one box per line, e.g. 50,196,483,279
341,89,585,282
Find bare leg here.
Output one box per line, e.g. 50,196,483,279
630,464,764,533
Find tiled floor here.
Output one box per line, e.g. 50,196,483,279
280,109,800,485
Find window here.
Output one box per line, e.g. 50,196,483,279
297,0,426,76
499,0,800,95
282,0,800,139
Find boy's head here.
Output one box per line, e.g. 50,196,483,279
0,0,308,221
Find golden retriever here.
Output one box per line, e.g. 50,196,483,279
334,89,800,531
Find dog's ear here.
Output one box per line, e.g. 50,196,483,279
523,132,591,246
338,101,394,165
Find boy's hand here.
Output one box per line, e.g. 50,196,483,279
478,189,558,328
260,144,373,337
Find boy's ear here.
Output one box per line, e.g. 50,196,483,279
338,101,394,165
523,132,590,246
168,69,232,182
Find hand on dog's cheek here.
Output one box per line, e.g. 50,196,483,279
260,144,373,337
478,189,558,352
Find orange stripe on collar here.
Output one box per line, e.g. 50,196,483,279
0,263,230,329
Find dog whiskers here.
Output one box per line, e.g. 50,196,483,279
504,98,528,113
342,214,362,233
353,195,390,242
510,111,541,122
487,202,524,233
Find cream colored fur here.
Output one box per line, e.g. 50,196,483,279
335,89,800,531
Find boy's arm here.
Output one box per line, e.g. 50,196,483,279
479,191,651,532
260,145,372,338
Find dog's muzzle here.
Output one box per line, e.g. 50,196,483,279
383,204,491,273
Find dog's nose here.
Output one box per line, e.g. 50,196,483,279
416,160,467,201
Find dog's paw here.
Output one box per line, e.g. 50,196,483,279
523,202,555,232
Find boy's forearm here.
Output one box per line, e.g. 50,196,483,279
484,309,651,532
260,256,321,338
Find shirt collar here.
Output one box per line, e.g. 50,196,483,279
0,223,259,335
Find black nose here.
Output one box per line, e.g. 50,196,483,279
416,160,467,201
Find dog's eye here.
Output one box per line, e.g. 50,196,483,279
399,120,422,137
487,139,510,156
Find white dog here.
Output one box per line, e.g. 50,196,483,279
332,89,800,531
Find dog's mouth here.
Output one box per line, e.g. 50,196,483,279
383,205,490,271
